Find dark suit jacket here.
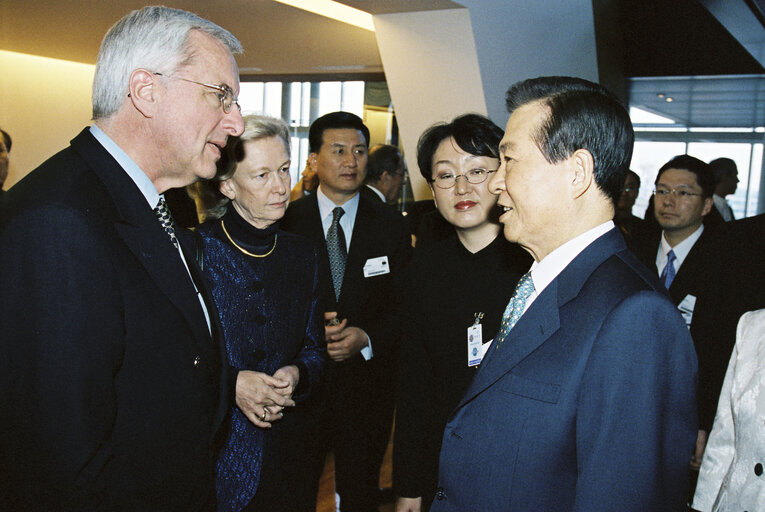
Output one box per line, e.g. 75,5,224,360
0,129,230,511
281,192,411,418
432,229,698,511
360,183,385,204
636,227,730,431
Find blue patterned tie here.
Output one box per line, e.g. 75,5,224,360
154,197,179,249
327,207,347,301
495,272,535,349
661,249,677,289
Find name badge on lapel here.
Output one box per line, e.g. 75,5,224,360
678,294,696,328
363,256,390,277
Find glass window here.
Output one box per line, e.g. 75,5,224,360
631,141,686,217
688,142,752,219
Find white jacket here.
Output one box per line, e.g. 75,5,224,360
693,308,765,511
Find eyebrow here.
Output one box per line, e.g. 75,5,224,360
499,141,514,153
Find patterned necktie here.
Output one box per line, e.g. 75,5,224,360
154,197,179,249
661,249,677,289
327,207,347,301
495,272,535,349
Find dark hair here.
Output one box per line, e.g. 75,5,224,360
655,154,715,198
0,128,11,153
416,113,504,182
504,76,634,205
626,169,640,188
707,157,737,184
308,111,370,153
366,144,403,183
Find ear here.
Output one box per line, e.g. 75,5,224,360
128,69,159,118
308,153,318,173
429,183,439,209
219,179,237,201
701,196,713,217
569,148,595,200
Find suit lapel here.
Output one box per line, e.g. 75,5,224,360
457,228,625,407
340,196,375,304
71,130,212,353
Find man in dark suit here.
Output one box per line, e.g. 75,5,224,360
281,112,411,512
0,7,271,511
708,157,739,224
636,155,735,495
432,77,697,511
361,143,406,205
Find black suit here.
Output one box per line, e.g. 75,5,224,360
281,192,411,511
0,129,229,511
636,228,729,432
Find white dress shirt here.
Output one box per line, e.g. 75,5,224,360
656,224,704,278
316,185,373,360
713,194,734,222
523,221,616,314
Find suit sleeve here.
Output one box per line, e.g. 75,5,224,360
0,206,124,508
573,291,698,512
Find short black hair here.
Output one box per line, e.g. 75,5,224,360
655,155,715,198
416,113,504,182
366,144,403,183
308,111,370,153
0,128,11,153
707,157,737,184
504,76,634,205
626,170,640,187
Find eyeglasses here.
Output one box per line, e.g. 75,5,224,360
653,186,703,199
154,72,241,114
430,168,496,189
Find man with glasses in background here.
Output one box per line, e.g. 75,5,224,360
0,7,249,510
362,144,407,206
636,154,730,501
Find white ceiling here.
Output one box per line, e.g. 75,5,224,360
0,0,461,77
2,0,765,128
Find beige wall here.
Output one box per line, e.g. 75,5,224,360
1,50,94,190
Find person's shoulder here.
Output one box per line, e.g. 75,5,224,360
282,194,317,226
277,229,319,254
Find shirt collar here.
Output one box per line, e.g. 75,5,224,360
366,184,386,202
316,185,359,224
659,224,703,272
90,125,159,209
529,221,615,298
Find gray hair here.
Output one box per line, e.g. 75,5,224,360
92,6,242,119
193,114,291,220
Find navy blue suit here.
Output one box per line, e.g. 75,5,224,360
0,129,229,511
432,229,698,511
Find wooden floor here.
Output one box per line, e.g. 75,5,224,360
315,437,394,512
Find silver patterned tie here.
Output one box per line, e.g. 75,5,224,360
154,197,179,249
327,207,347,301
495,272,535,349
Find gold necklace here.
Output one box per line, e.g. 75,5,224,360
220,220,277,258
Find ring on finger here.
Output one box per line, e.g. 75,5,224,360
261,410,267,421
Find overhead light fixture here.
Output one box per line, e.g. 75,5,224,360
657,93,665,98
665,97,674,102
272,0,375,31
